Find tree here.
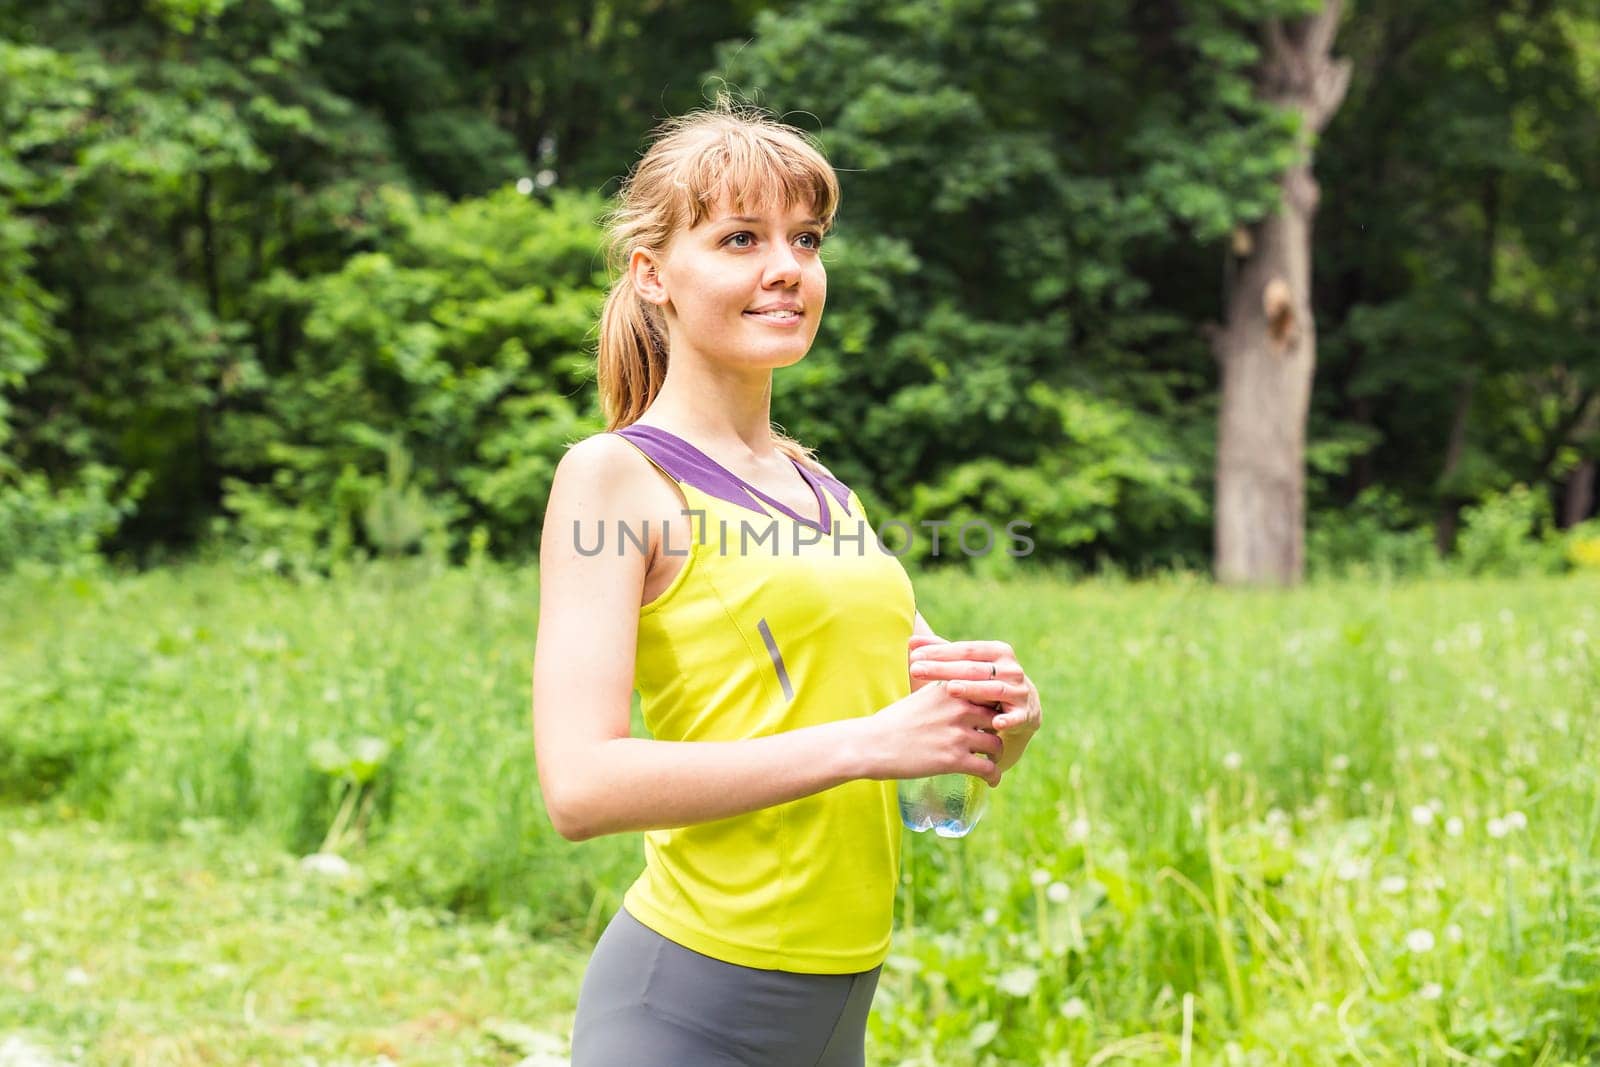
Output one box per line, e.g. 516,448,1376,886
1212,0,1350,585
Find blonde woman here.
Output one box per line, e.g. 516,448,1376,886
532,103,1044,1065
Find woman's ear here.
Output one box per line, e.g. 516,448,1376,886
629,249,669,307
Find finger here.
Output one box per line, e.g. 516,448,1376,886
971,730,1004,761
910,659,1001,682
942,680,1028,704
968,754,1002,788
993,704,1040,733
907,634,947,650
907,640,1009,663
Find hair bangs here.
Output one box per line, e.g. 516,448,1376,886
670,122,839,232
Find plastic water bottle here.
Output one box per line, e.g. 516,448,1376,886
898,773,989,838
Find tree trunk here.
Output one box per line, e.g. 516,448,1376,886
1432,373,1477,555
1214,1,1351,586
1567,460,1597,528
1563,396,1600,527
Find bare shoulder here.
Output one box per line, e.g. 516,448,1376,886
543,432,681,540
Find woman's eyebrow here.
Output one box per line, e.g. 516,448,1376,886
713,214,824,227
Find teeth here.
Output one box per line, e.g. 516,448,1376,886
749,310,799,319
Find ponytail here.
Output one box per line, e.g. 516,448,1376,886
596,281,668,430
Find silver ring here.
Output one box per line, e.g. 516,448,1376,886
988,663,997,680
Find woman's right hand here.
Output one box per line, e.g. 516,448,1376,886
856,682,1004,788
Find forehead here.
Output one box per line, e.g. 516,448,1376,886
691,196,824,229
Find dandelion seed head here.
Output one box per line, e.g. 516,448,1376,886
1030,868,1051,887
1222,751,1243,772
1504,810,1527,832
1445,923,1463,943
1047,881,1071,904
1380,875,1408,895
1418,982,1443,1001
1487,818,1508,839
982,906,1000,926
1411,805,1434,827
1445,816,1464,837
1068,816,1092,842
1060,997,1089,1020
1405,929,1435,954
1330,754,1351,772
515,177,535,195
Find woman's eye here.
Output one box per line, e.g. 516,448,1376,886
796,232,823,250
725,232,755,248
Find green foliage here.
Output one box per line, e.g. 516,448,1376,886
1455,482,1565,576
0,464,147,574
1307,488,1441,580
3,1,1598,575
214,186,607,572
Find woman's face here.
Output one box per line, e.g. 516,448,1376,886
637,198,827,372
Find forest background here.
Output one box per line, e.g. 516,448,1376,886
4,0,1599,581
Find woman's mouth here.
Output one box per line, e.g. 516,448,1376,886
744,308,803,324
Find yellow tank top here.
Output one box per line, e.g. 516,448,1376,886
609,423,915,973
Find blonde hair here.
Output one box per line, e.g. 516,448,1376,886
596,102,840,466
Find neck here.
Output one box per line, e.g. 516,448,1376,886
642,348,780,461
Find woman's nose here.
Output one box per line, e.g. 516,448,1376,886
763,245,802,287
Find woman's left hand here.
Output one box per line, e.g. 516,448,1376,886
907,635,1042,775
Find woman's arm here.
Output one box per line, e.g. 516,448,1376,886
531,436,1003,842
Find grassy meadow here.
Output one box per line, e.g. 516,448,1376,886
2,560,1598,1065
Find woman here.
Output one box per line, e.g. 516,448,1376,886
532,103,1044,1066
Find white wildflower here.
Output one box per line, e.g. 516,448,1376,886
1419,982,1443,1001
1411,805,1434,827
1405,929,1435,954
1445,924,1464,943
299,852,353,878
1445,817,1464,838
1504,810,1527,832
1380,875,1408,895
1418,742,1440,761
63,967,91,987
1047,881,1071,904
1030,868,1052,887
996,966,1039,997
1330,754,1351,772
1068,816,1092,842
1335,859,1364,882
1222,751,1243,772
515,177,535,195
982,907,1000,926
1060,996,1089,1020
1487,818,1508,839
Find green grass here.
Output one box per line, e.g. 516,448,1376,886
0,806,582,1065
3,561,1599,1064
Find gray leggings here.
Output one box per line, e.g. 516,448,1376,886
570,907,882,1066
